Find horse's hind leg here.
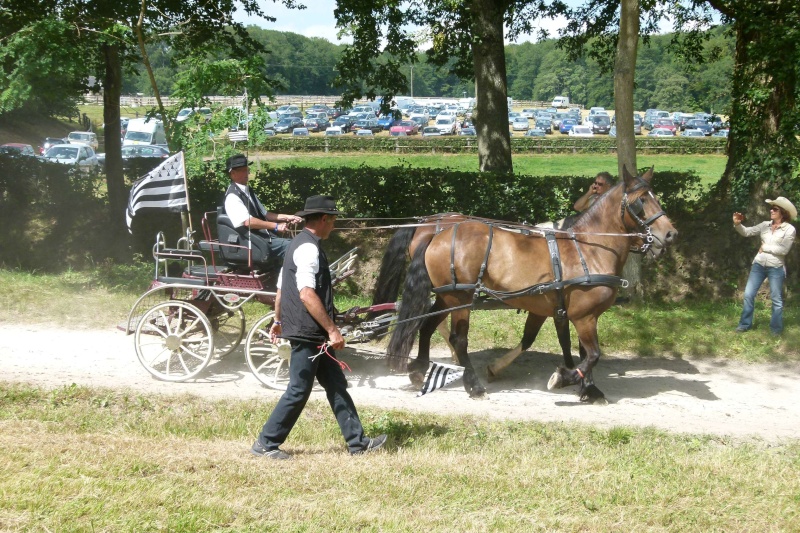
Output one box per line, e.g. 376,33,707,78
554,314,575,369
487,313,547,381
407,302,449,386
450,308,486,398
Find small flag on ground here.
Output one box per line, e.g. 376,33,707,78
125,151,188,233
417,361,465,396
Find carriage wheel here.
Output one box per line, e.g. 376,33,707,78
245,312,293,390
134,301,214,382
208,306,246,358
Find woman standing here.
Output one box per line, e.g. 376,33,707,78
733,197,797,335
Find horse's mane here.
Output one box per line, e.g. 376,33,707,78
570,181,625,232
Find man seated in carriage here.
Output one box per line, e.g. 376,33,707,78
221,153,304,271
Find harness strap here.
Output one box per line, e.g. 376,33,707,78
448,223,460,291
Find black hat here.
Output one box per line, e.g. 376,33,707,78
225,153,252,173
295,195,344,217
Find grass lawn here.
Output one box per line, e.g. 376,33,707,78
260,152,727,189
1,382,798,531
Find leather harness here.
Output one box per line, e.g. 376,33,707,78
429,178,665,320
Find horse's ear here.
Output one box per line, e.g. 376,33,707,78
622,165,635,186
641,166,654,183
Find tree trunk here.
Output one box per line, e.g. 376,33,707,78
102,43,127,250
616,0,642,295
716,1,799,215
471,0,513,173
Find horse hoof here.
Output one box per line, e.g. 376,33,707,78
547,370,563,390
593,397,609,406
469,388,487,399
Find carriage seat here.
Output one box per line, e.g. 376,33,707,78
216,208,274,270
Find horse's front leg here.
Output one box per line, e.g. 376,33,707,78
450,308,486,398
547,318,606,404
553,314,575,369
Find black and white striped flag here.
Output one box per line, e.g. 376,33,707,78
125,151,188,233
417,361,465,396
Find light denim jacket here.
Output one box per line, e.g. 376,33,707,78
735,220,796,268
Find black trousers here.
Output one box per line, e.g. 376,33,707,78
257,340,368,453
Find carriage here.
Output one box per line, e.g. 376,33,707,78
124,209,398,390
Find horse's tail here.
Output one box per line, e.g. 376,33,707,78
387,239,432,372
370,226,417,308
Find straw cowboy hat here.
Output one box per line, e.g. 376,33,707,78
765,197,797,221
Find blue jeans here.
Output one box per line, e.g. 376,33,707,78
738,263,785,334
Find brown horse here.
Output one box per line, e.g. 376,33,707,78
370,214,580,372
386,167,677,402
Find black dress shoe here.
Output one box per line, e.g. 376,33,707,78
251,440,292,460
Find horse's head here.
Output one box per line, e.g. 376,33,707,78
620,166,678,258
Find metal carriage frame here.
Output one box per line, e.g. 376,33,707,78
125,210,396,390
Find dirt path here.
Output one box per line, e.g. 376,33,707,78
1,323,798,444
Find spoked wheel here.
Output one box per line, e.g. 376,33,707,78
134,301,214,381
245,312,293,390
208,306,246,358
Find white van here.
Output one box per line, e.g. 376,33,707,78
123,118,167,147
551,96,570,108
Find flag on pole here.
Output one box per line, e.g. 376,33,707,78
417,361,465,396
125,151,188,233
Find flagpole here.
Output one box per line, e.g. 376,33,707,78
179,151,193,236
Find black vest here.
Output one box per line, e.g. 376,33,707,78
224,183,266,220
280,229,334,342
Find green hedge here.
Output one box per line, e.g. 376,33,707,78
187,164,703,229
248,135,727,155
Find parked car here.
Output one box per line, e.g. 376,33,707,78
569,126,594,137
355,129,375,137
39,137,68,155
67,131,99,150
332,115,355,133
682,129,706,137
98,145,171,171
0,143,36,157
435,116,457,135
175,107,212,123
263,128,276,137
390,120,420,136
653,118,677,133
520,108,537,119
551,112,569,130
274,117,304,133
525,128,546,137
511,117,530,131
43,144,99,168
377,114,398,130
275,104,301,117
352,119,382,134
507,111,523,124
712,129,730,138
459,127,477,136
589,114,611,134
534,118,552,134
324,126,344,136
422,126,442,137
292,128,310,137
684,119,714,135
648,128,676,137
304,118,330,132
559,118,577,134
